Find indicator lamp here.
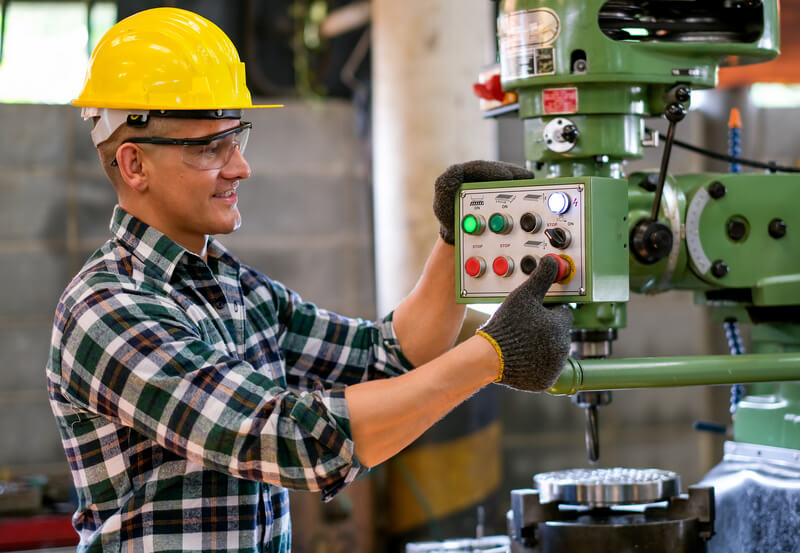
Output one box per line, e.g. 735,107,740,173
547,191,570,215
461,214,485,235
489,213,513,234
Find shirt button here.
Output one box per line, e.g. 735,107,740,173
215,300,225,311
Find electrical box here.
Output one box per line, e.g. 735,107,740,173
455,176,629,304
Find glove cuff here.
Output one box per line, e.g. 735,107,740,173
476,330,504,382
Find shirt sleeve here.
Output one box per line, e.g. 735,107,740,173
55,279,366,499
268,278,416,389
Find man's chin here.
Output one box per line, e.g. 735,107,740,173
212,213,242,235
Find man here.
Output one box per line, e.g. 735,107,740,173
47,7,572,551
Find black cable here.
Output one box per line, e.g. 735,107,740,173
645,127,800,173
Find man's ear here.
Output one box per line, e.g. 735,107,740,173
115,143,148,192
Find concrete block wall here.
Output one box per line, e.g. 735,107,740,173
0,99,376,479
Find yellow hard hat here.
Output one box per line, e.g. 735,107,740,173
72,7,280,111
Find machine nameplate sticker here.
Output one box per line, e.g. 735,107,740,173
498,9,560,80
543,88,579,115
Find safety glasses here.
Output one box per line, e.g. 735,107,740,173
113,121,252,170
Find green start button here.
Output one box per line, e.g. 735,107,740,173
461,214,485,235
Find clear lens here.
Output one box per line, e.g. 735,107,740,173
181,125,250,170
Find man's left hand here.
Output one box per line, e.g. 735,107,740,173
433,160,534,245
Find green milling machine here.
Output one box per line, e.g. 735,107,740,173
449,1,800,552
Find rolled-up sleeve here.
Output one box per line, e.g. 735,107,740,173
56,281,366,496
270,279,416,388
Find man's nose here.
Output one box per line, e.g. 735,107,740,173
222,144,251,180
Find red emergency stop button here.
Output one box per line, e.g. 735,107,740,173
465,256,486,278
544,253,571,283
492,256,514,277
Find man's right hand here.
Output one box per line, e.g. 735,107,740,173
476,256,573,392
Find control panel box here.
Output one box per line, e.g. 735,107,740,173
455,176,629,304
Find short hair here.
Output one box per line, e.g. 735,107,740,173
95,117,176,187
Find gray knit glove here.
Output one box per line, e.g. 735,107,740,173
477,256,573,392
433,160,534,245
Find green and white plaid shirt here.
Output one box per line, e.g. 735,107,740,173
47,206,414,552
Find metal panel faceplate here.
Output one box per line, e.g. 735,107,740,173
457,182,586,301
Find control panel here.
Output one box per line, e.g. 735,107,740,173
455,177,630,304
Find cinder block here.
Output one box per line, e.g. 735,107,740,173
0,171,68,241
69,108,101,165
0,251,72,317
0,324,53,391
0,401,66,467
75,174,118,243
0,105,69,167
235,173,373,239
245,100,362,176
233,246,373,318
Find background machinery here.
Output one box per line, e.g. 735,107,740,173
448,1,800,551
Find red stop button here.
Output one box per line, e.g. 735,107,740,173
492,256,514,277
544,253,571,283
465,256,486,278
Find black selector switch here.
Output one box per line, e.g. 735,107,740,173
545,227,572,249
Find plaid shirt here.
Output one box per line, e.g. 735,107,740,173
47,206,414,552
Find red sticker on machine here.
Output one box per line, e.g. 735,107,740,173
543,87,578,114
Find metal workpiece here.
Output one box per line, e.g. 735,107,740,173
548,352,800,396
507,473,714,553
405,536,510,553
533,468,681,507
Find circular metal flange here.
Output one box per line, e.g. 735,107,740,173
543,117,578,153
534,467,681,506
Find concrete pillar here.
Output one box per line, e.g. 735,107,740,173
372,0,497,314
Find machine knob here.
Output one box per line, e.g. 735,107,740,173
545,227,572,249
665,102,688,123
488,213,513,234
520,212,543,233
547,191,571,215
461,214,485,236
464,256,486,278
630,219,673,264
561,124,579,143
492,256,514,277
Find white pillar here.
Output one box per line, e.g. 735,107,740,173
372,1,498,314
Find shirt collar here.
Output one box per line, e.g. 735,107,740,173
110,205,198,282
